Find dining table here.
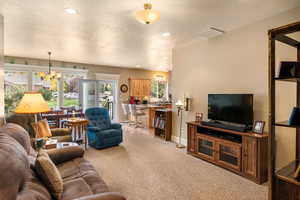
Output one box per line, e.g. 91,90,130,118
41,111,85,128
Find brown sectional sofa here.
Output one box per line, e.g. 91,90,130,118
0,123,125,200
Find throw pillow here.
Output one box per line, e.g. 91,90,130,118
32,120,52,138
35,149,63,200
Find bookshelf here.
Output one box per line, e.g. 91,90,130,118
153,109,172,141
268,21,300,199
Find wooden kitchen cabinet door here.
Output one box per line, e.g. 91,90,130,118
130,79,151,96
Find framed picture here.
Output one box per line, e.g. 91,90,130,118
252,121,265,134
120,84,128,93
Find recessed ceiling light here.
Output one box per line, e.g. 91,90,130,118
64,8,78,15
136,65,141,68
162,32,171,37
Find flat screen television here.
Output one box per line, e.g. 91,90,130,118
208,94,253,126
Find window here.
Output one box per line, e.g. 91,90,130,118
32,72,59,109
151,79,167,100
63,73,84,107
4,71,28,114
4,64,87,113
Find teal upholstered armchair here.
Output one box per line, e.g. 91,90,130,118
85,107,123,149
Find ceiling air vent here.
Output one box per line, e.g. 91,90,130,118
198,27,225,39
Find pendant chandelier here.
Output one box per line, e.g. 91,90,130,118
135,1,160,25
39,51,61,81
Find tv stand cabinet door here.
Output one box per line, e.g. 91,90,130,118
242,136,257,178
215,141,242,172
195,134,216,161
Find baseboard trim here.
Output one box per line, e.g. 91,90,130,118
171,135,187,146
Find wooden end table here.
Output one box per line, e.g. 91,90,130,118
65,118,89,149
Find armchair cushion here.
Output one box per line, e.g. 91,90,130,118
110,123,121,129
46,146,84,165
87,126,101,132
85,108,111,130
51,128,72,137
51,128,72,142
31,120,52,138
99,129,122,139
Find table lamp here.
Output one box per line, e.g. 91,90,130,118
175,100,185,148
15,92,50,135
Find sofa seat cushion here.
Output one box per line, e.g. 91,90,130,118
57,158,109,196
17,169,52,200
62,178,93,200
99,129,122,139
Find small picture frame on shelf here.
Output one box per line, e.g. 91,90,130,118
252,121,265,134
195,112,203,123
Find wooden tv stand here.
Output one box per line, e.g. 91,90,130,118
187,122,268,184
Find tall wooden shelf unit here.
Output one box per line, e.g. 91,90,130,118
268,21,300,200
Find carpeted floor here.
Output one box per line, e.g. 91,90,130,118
85,126,267,200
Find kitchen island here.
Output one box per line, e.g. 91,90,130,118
135,103,172,128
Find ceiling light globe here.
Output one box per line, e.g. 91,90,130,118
135,4,160,25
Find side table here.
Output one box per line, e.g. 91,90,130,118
65,118,88,149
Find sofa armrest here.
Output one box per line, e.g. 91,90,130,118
87,126,101,132
76,192,126,200
110,123,121,129
51,128,72,137
47,146,84,165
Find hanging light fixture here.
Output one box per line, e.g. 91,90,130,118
39,51,61,80
135,1,160,25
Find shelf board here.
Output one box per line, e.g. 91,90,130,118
274,121,300,128
274,77,300,82
276,160,300,186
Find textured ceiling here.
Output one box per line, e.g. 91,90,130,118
0,0,300,71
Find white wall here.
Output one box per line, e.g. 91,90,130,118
0,15,4,125
172,7,300,168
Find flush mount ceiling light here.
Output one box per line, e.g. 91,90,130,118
135,1,160,25
64,8,78,15
162,32,171,37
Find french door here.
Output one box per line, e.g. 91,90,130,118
79,79,117,120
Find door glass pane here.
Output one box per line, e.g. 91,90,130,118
220,145,237,156
219,144,238,166
98,81,114,119
32,72,59,109
198,139,213,156
4,71,28,114
63,74,84,107
81,81,96,111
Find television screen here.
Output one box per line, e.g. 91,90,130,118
208,94,253,125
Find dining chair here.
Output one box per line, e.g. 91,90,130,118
128,104,146,128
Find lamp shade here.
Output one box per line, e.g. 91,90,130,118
15,92,50,114
175,100,184,107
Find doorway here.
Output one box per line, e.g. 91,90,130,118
79,79,118,121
